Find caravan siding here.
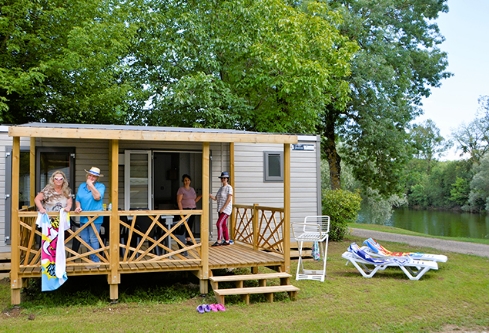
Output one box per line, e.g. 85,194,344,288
233,136,321,225
0,128,31,254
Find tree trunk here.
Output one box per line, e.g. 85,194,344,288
322,111,341,190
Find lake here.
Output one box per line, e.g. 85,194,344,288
359,208,489,240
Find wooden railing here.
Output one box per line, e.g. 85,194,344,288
16,210,204,272
233,204,285,255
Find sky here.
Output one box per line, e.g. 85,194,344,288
417,0,489,160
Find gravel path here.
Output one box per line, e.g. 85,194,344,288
350,228,489,258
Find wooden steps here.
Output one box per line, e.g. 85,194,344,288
0,253,11,279
210,272,299,305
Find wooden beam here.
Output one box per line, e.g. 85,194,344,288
201,142,210,285
10,137,21,304
229,142,235,240
283,143,291,274
109,140,121,296
29,138,35,206
8,126,298,144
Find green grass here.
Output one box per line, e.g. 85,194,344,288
349,222,489,245
1,232,488,332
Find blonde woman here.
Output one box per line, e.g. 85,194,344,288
34,170,72,214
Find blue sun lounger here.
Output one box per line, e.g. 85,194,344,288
342,243,438,280
363,238,448,263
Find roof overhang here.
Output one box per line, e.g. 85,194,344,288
8,123,299,144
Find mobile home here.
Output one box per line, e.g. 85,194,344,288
3,123,321,304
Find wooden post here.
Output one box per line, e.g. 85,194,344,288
252,203,259,251
29,138,36,206
252,203,259,274
108,139,120,301
229,142,235,239
200,142,210,294
10,137,21,305
283,143,291,273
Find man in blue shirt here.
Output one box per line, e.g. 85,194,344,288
74,167,105,265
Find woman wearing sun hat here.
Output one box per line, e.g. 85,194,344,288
74,167,106,264
209,171,233,246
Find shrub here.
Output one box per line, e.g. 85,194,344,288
322,189,362,241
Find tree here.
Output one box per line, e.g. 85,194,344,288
467,154,489,212
0,0,141,124
129,0,357,133
320,0,451,196
411,119,450,174
452,96,489,164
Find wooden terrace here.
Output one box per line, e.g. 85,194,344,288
7,123,300,305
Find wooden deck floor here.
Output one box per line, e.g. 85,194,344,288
208,243,284,270
17,243,285,277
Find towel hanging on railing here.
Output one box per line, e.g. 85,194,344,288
36,209,70,291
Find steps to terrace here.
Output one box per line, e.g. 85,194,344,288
209,272,299,306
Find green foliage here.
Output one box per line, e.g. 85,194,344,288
0,0,140,124
452,96,489,164
141,0,356,133
321,0,451,196
402,159,473,209
359,188,407,225
467,154,489,212
322,189,361,241
450,177,470,206
410,119,451,173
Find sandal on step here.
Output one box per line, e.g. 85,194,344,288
211,241,222,247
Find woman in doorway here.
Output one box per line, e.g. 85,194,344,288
177,174,202,245
74,167,105,264
209,171,233,246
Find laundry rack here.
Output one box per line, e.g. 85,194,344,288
291,216,330,282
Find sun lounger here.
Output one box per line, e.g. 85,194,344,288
342,243,438,280
363,238,448,263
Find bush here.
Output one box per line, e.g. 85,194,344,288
322,189,362,241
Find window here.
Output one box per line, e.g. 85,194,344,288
264,151,283,182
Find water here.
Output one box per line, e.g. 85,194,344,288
360,208,489,240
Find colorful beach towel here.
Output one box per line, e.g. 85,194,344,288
363,238,448,262
36,209,70,291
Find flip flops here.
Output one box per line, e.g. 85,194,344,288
215,303,226,311
196,304,211,314
196,303,225,313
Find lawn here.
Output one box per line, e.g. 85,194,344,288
1,232,488,333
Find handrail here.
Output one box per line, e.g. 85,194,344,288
233,204,285,255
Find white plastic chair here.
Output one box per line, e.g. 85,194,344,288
291,216,330,282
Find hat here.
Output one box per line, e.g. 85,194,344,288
85,167,104,177
218,171,230,179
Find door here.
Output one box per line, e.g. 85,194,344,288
124,150,152,210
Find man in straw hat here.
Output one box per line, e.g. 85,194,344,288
74,167,106,265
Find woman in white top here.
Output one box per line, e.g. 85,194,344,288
209,171,233,246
